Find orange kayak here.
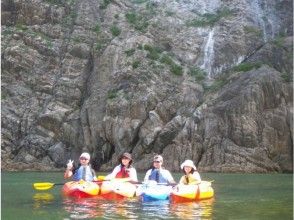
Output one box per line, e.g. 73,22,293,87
170,181,214,203
100,180,137,199
62,180,99,198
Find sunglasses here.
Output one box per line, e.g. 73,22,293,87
80,157,88,160
153,161,161,163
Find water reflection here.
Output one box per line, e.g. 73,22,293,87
33,193,214,219
140,200,171,218
63,197,104,219
62,197,140,219
33,193,55,209
169,199,214,220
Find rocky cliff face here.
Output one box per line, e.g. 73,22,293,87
2,0,293,172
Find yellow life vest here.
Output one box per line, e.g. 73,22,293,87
180,173,200,185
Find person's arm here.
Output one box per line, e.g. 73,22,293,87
165,170,176,184
127,167,138,182
104,165,120,180
178,176,185,184
189,172,201,184
143,169,151,182
64,160,74,179
64,169,73,179
91,168,97,181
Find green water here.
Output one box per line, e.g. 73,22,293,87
1,172,293,220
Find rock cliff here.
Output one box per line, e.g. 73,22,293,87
1,0,293,172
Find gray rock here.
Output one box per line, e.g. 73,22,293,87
1,0,292,173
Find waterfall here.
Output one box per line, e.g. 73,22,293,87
250,0,268,42
200,28,215,78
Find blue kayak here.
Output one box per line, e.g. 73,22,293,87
137,183,173,202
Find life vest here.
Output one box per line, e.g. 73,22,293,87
148,169,168,184
115,165,130,178
181,173,199,185
73,165,95,181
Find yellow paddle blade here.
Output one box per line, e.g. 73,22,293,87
97,175,106,181
33,182,55,190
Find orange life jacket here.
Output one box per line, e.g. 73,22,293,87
115,166,130,178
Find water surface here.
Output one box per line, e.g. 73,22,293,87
1,172,293,219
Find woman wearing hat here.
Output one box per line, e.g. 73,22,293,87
105,152,138,182
178,159,201,185
64,152,97,181
143,155,176,184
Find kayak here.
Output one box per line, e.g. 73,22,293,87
62,180,100,198
100,180,137,199
137,182,173,202
170,181,214,203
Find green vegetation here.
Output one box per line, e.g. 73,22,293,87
132,60,140,69
44,0,65,5
2,27,13,36
137,44,144,50
135,44,184,76
9,23,54,49
281,72,293,82
95,37,111,53
114,14,119,19
125,12,149,32
1,90,8,100
272,35,285,48
144,44,161,60
204,78,227,92
170,64,183,76
15,23,28,31
124,48,136,56
107,90,118,99
100,0,113,9
95,43,103,51
205,62,262,92
165,10,175,16
125,12,137,24
187,8,233,27
93,24,101,34
232,62,261,72
110,25,121,37
130,0,148,3
244,26,262,37
72,36,81,43
146,2,156,14
160,54,174,66
188,67,207,81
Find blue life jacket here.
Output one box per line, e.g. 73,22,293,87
148,169,168,184
73,165,95,181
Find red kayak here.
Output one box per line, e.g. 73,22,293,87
62,180,100,198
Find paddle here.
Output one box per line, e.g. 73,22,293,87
129,180,177,186
33,175,107,191
33,182,65,190
33,180,108,191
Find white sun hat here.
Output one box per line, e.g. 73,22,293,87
80,152,90,160
180,159,196,170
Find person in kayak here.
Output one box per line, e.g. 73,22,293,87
104,152,138,182
64,152,97,181
144,155,175,184
178,159,201,185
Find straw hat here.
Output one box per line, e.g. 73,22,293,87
180,160,196,170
